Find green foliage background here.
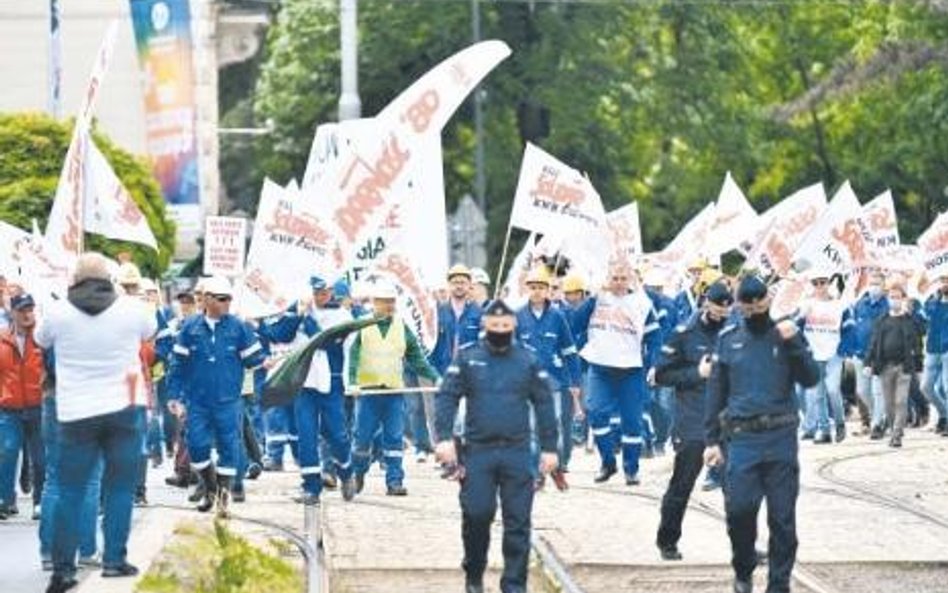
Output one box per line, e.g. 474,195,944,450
219,0,948,269
0,112,176,276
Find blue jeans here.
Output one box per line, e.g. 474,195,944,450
922,353,948,420
353,394,405,486
0,406,44,506
853,358,884,428
52,406,140,576
39,397,99,561
295,381,353,496
803,357,844,434
586,365,646,477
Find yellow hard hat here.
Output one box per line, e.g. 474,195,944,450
562,275,585,293
696,268,724,296
447,264,472,280
687,257,709,272
525,267,552,286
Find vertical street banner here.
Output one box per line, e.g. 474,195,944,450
129,0,201,232
203,216,246,277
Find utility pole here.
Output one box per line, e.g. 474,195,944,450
339,0,361,121
472,0,486,214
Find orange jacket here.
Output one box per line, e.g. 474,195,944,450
0,329,44,410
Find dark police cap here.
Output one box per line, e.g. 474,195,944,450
483,299,515,317
737,275,769,304
10,293,35,311
705,281,733,306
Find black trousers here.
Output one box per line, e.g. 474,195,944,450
460,444,533,593
656,440,705,548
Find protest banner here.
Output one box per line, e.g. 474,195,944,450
607,202,643,262
919,212,948,280
705,171,758,257
792,181,868,276
744,184,826,277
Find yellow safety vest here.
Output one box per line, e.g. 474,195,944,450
356,322,406,389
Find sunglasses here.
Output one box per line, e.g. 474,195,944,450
210,294,232,302
811,279,829,286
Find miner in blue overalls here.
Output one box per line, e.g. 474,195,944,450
293,275,357,504
704,275,819,593
168,276,269,517
429,264,483,375
435,299,558,593
349,281,440,496
515,267,581,490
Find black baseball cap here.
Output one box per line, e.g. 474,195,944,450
483,299,515,317
737,275,769,304
10,293,35,311
705,281,734,306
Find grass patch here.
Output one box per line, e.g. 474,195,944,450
137,520,303,593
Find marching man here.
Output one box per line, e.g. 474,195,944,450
349,281,440,496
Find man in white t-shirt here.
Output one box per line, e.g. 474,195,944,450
797,269,847,443
36,252,157,592
571,262,661,485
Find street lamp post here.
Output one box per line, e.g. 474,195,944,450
339,0,361,121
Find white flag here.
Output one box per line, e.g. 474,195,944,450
744,183,826,277
607,202,643,261
509,143,607,238
82,135,157,249
0,222,30,279
919,212,948,280
705,172,758,256
501,233,540,307
322,41,511,275
46,21,120,257
857,190,900,265
652,202,717,272
371,252,439,354
792,181,868,274
236,179,342,319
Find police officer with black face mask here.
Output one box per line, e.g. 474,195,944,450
654,280,733,561
704,275,819,593
435,300,558,593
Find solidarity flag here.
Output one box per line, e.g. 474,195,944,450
83,133,158,250
651,202,716,271
919,212,948,280
857,190,900,268
237,179,342,319
509,143,607,239
607,202,643,262
792,181,867,275
705,172,758,257
744,183,826,277
46,21,119,257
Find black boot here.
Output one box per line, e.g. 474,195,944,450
196,466,218,513
936,418,948,435
216,475,232,518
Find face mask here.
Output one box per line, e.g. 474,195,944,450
485,330,513,350
703,311,725,330
868,286,883,300
745,311,771,334
889,300,904,314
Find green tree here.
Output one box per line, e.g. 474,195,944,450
0,112,176,276
247,0,948,273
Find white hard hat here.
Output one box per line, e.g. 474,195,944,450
116,262,142,287
202,276,233,298
471,267,491,285
370,280,398,300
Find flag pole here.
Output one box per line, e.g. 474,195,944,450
493,220,514,300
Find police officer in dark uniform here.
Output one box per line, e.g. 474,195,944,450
705,276,819,593
435,300,558,593
654,280,733,561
